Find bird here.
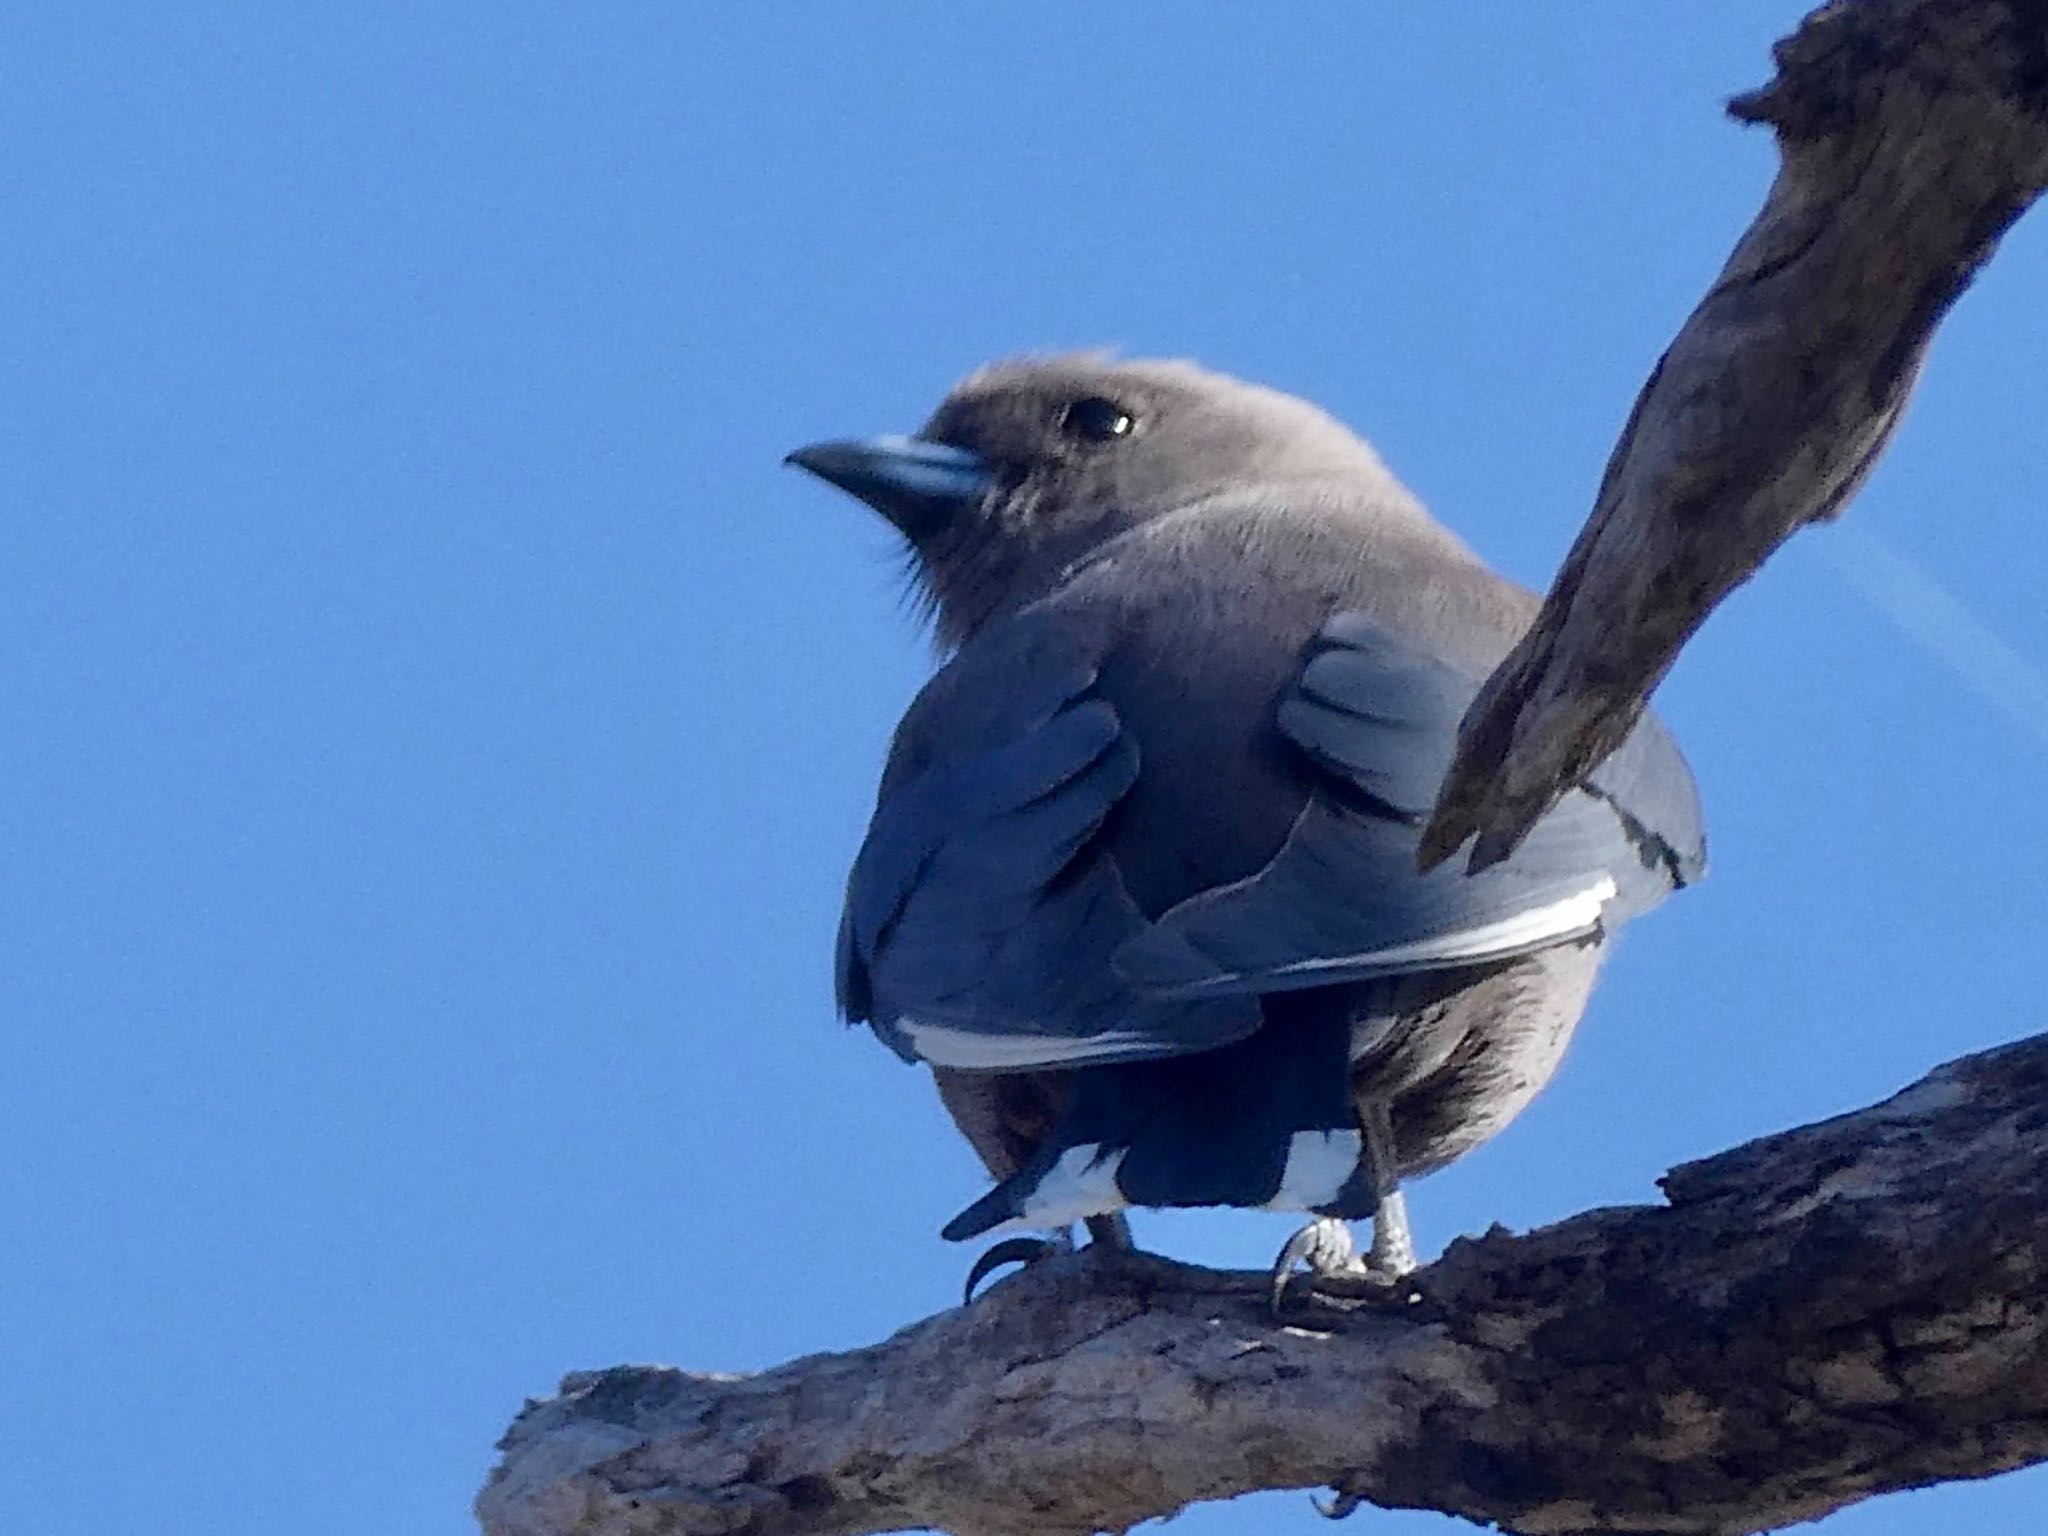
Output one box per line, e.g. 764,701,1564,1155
786,355,1703,1303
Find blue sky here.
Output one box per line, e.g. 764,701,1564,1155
7,7,2045,1534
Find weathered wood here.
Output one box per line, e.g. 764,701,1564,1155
1420,0,2048,872
478,1034,2048,1536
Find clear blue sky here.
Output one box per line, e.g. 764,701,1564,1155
7,7,2045,1534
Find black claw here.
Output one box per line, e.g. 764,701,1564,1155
1269,1225,1327,1318
1313,1487,1367,1520
962,1237,1059,1304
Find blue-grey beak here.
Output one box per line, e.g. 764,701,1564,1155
785,434,994,540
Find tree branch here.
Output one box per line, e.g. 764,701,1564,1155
477,1034,2048,1536
1420,0,2048,872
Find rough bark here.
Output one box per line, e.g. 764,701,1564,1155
1420,0,2048,872
478,1034,2048,1536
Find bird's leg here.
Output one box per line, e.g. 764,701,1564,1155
1366,1186,1416,1274
1359,1099,1417,1277
963,1214,1133,1304
1271,1098,1415,1314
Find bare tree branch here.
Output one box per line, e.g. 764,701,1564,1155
478,1034,2048,1536
476,5,2048,1534
1420,0,2048,872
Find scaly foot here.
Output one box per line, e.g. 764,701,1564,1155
1270,1213,1415,1316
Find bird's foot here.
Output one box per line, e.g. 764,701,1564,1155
1270,1216,1414,1317
962,1214,1133,1304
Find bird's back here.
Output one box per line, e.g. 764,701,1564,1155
1038,485,1537,919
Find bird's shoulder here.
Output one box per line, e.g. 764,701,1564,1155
1055,484,1536,674
878,600,1118,799
880,484,1531,787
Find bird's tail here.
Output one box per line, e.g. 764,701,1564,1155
940,994,1378,1241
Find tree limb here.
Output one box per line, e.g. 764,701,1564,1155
1420,0,2048,872
477,1034,2048,1536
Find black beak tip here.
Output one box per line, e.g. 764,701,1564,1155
779,436,993,539
784,442,860,482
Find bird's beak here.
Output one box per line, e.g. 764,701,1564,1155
784,435,994,540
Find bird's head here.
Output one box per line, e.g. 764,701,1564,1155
787,354,1406,647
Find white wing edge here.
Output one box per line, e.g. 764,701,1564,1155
1260,876,1618,982
897,1019,1168,1070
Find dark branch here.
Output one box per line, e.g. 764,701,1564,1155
1420,0,2048,871
478,1034,2048,1536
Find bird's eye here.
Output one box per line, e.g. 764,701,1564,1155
1060,397,1136,442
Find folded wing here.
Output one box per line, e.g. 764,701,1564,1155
842,607,1702,1069
838,610,1259,1070
1115,611,1702,998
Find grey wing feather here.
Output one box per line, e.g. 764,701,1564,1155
1584,707,1708,908
839,610,1259,1069
1117,611,1699,999
842,700,1127,972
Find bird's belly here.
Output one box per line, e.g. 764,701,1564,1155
1351,939,1606,1178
